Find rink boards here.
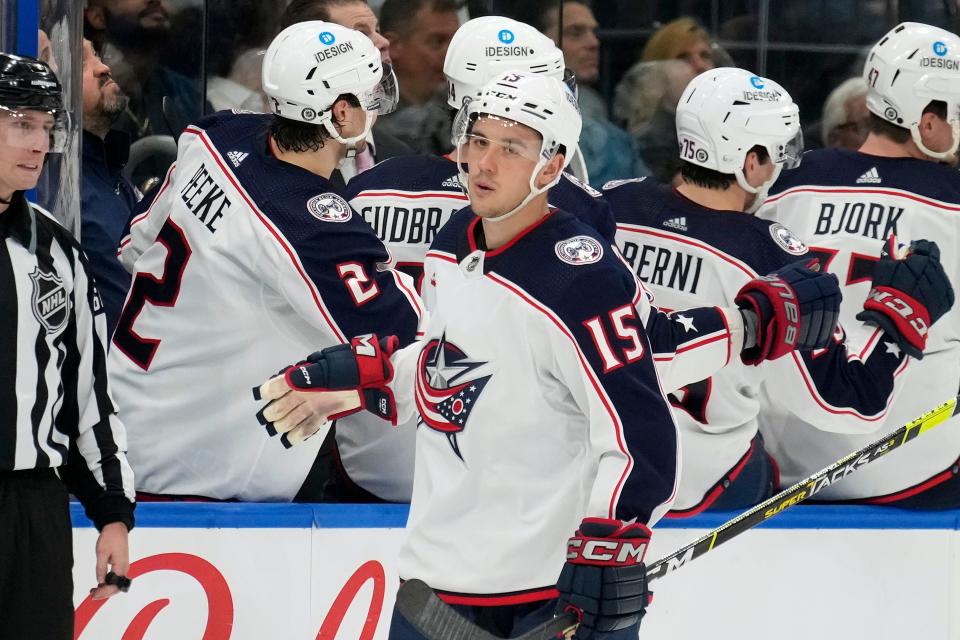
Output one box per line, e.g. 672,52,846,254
70,503,960,639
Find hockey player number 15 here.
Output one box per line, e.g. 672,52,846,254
583,304,646,373
113,219,192,371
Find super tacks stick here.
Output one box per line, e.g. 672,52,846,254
396,395,960,640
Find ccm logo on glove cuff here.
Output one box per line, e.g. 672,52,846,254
863,286,930,345
567,538,649,565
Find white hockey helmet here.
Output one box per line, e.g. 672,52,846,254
444,17,567,110
456,70,581,222
262,21,398,148
676,67,802,197
863,22,960,160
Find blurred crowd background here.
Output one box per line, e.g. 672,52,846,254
7,0,960,227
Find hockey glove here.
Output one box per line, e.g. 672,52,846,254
253,334,399,448
856,237,955,360
556,518,652,639
736,260,841,365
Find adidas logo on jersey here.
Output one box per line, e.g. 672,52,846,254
856,167,881,184
441,175,460,188
227,151,249,167
663,217,688,231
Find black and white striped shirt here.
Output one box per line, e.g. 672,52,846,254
0,191,135,530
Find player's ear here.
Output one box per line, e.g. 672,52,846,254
330,96,360,132
536,150,565,188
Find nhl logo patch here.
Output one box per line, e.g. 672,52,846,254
555,235,603,266
30,267,69,334
769,223,807,255
307,193,352,222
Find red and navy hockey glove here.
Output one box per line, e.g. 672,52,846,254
736,260,841,365
253,334,399,448
556,518,652,639
856,238,955,360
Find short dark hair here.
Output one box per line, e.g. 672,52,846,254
280,0,366,30
680,145,769,190
270,93,361,153
868,99,949,142
380,0,460,36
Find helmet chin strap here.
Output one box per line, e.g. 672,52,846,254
324,109,375,159
735,163,783,214
910,119,960,161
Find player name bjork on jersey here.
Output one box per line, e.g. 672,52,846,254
357,203,456,245
179,163,232,234
620,240,704,294
813,201,903,239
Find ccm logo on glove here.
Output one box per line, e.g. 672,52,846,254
567,538,649,565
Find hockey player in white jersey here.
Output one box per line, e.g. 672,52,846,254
254,71,843,639
607,67,954,515
757,22,960,508
343,16,615,292
108,22,424,502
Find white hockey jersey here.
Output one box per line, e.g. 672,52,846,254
756,148,960,500
607,178,910,512
387,206,745,602
108,112,423,501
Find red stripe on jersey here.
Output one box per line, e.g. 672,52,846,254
435,587,560,606
665,438,757,518
788,348,908,421
190,128,347,342
485,272,635,520
353,190,468,201
861,462,959,504
390,269,424,319
426,250,457,264
674,328,731,355
764,186,960,211
616,224,759,279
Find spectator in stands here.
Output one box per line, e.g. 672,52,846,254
280,0,412,183
640,17,717,75
818,77,870,150
84,0,204,191
375,0,460,154
79,39,139,337
531,1,638,187
84,0,204,141
539,1,602,118
205,0,281,113
615,59,696,186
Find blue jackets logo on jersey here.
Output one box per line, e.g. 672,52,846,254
768,223,808,255
307,193,352,222
416,333,491,461
555,236,604,265
29,266,69,334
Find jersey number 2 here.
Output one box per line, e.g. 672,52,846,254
113,219,192,370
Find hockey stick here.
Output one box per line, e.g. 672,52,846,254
395,395,959,639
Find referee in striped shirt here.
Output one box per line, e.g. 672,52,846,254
0,53,135,639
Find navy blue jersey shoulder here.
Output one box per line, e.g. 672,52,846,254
605,177,807,276
550,173,617,243
428,206,475,258
486,209,636,320
195,112,390,262
343,154,463,199
770,148,960,202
